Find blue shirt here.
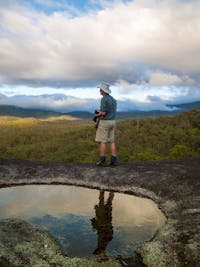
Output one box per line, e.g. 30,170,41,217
100,94,117,120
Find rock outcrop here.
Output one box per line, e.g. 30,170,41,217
0,157,200,267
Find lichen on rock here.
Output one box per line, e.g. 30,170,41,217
0,218,121,267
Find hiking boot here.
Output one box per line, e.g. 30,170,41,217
96,160,107,166
109,155,117,167
96,156,106,166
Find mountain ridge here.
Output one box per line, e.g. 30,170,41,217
0,101,200,119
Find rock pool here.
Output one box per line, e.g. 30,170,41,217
0,185,166,259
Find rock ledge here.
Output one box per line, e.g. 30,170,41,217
0,157,200,267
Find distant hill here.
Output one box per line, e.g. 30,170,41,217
116,110,178,119
167,101,200,110
66,111,93,119
0,105,66,118
0,101,200,119
69,102,200,119
117,101,200,119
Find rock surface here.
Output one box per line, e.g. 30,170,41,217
0,219,121,267
0,157,200,267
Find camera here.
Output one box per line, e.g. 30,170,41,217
93,110,99,122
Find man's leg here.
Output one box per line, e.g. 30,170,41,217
110,141,117,166
97,142,107,166
110,141,116,156
100,142,107,156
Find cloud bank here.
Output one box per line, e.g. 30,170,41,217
0,0,200,87
1,92,199,113
0,0,200,111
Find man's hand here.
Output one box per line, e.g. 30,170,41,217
93,110,100,122
92,110,106,123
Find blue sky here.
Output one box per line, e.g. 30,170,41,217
24,0,103,15
0,0,200,112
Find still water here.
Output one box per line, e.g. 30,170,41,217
0,185,166,257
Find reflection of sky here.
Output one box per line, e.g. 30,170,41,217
0,185,165,226
0,185,166,256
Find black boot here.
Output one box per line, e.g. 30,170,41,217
109,155,117,166
96,156,106,166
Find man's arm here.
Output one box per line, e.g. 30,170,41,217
94,111,106,118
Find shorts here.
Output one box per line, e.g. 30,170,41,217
95,120,116,143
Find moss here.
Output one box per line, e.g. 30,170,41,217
137,241,169,267
64,258,121,267
155,219,177,242
136,220,179,266
187,242,199,258
186,227,200,264
161,200,177,214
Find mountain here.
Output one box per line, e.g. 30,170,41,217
116,110,178,119
167,101,200,110
117,102,200,119
0,105,64,118
0,101,200,119
67,111,93,119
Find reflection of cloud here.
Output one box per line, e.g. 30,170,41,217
110,192,166,228
0,185,98,218
0,185,165,230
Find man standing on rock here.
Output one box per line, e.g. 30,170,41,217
94,83,117,166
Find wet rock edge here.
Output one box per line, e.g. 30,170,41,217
0,157,200,267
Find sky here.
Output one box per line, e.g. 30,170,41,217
0,0,200,112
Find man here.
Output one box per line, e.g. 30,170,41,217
94,83,117,166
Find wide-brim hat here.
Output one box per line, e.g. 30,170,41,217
97,83,111,94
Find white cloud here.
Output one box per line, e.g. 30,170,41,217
149,72,182,86
1,84,200,112
147,71,195,86
0,0,200,112
0,0,200,88
0,93,7,100
0,94,99,112
116,80,139,93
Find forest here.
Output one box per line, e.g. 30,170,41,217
0,108,199,163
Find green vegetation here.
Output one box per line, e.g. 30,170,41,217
0,108,200,163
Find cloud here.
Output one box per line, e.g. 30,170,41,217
147,71,195,86
0,91,195,113
0,0,200,89
147,95,162,102
0,93,134,112
0,94,99,112
0,93,7,100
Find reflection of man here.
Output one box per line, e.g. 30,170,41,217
91,190,114,255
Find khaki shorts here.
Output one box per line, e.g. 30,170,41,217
95,120,116,143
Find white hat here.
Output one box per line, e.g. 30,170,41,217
97,83,111,94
